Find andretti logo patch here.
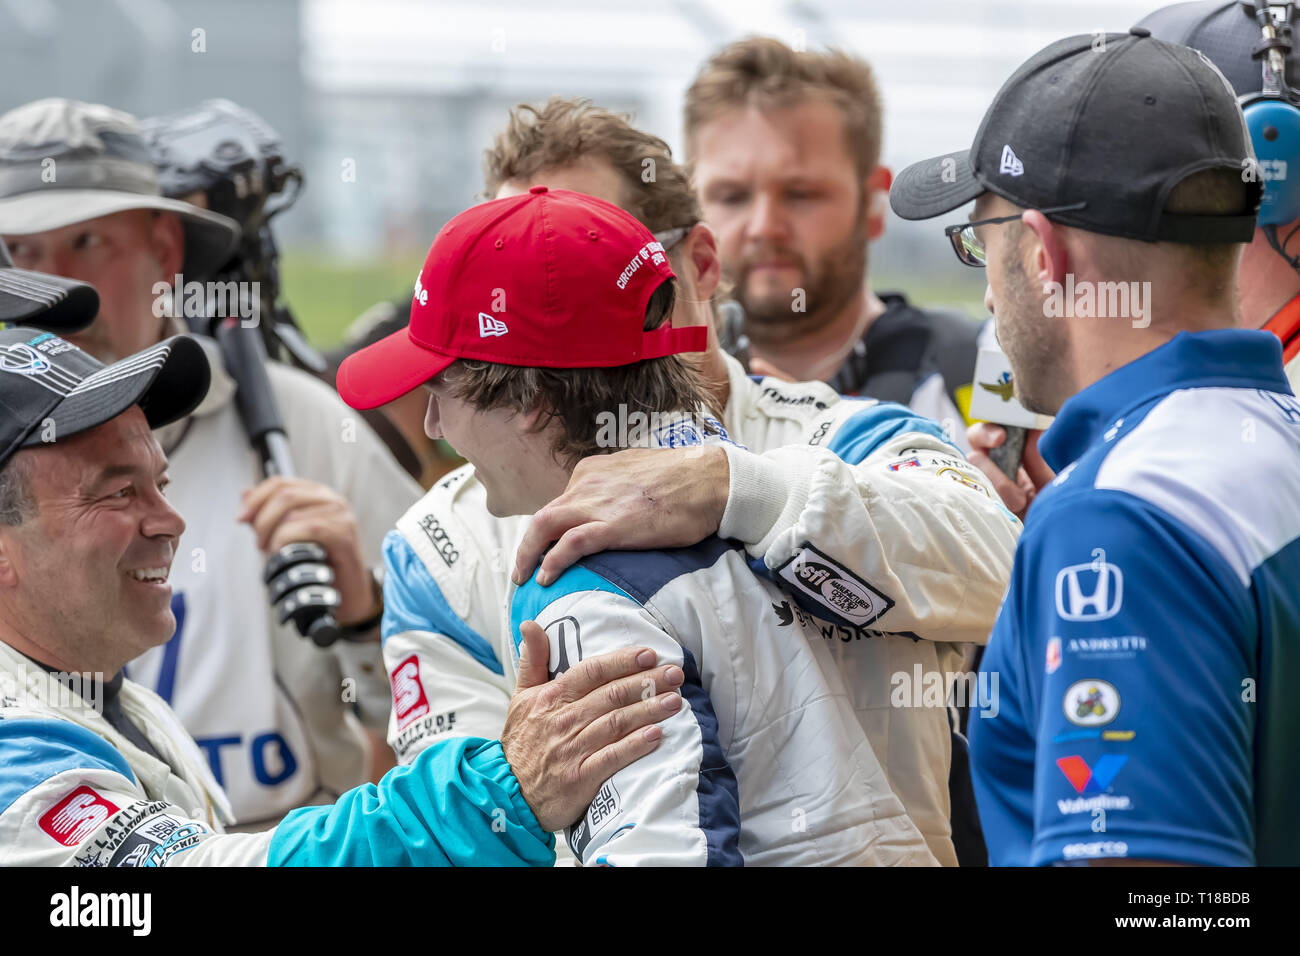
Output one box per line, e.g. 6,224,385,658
776,544,893,627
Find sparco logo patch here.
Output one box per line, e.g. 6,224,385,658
390,654,431,729
418,514,460,566
775,544,893,627
40,786,120,846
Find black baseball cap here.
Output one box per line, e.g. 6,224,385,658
1136,1,1299,97
0,329,210,469
0,236,100,330
891,29,1262,243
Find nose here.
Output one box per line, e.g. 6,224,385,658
141,488,186,542
745,192,789,244
423,394,442,441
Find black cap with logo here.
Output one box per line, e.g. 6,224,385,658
0,236,100,330
890,29,1262,243
0,329,210,469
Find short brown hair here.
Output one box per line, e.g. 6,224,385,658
684,36,884,179
482,97,701,235
1163,167,1252,296
440,281,718,468
1087,167,1249,298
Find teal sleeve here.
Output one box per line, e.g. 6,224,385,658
266,737,556,867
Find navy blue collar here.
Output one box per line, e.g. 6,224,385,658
1039,329,1290,472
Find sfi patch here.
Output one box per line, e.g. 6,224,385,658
776,544,893,627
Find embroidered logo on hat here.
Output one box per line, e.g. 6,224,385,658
334,187,706,411
999,145,1025,176
0,344,52,376
478,312,509,337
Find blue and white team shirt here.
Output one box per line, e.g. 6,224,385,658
970,329,1300,866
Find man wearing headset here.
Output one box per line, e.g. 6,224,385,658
969,1,1300,518
1144,3,1300,377
893,28,1299,865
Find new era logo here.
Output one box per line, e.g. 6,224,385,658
39,786,120,846
999,145,1024,176
478,312,508,337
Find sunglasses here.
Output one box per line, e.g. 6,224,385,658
943,202,1087,267
652,224,696,253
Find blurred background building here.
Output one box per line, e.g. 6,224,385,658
1,0,1166,345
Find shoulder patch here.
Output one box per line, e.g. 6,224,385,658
775,543,894,628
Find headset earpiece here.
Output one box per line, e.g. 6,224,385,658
1240,91,1300,225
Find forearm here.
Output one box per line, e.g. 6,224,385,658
266,737,554,867
720,437,1020,642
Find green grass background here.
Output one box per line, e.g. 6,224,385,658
280,248,426,347
280,247,990,349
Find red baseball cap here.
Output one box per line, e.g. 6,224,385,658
336,186,706,410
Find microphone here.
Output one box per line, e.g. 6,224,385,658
968,346,1053,479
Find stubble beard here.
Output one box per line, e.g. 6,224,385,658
734,210,870,349
997,251,1071,417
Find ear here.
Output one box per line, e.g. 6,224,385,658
520,400,551,434
1021,209,1069,289
0,530,21,590
864,165,893,241
682,223,722,303
148,212,187,279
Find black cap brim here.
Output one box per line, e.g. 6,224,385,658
889,149,985,221
0,238,100,332
20,334,210,447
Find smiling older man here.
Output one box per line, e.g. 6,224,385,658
0,280,684,864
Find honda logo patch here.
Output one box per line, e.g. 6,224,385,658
1055,549,1123,622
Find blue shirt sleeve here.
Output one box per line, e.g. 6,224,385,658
973,490,1257,866
267,737,555,867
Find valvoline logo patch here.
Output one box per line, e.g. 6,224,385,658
1056,754,1127,794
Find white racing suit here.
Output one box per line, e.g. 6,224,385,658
0,641,553,866
506,529,936,865
381,354,1021,864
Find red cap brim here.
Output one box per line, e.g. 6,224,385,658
336,326,455,410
